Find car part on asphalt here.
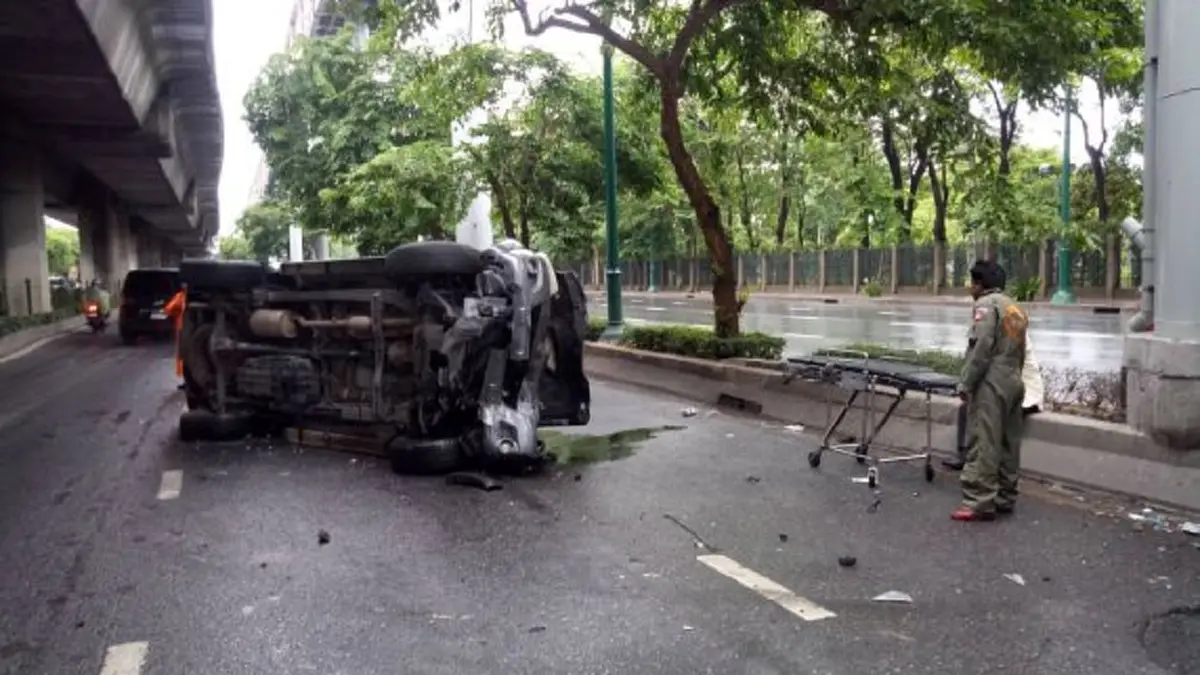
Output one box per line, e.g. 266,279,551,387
176,240,591,473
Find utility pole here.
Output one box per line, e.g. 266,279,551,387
1052,90,1077,305
600,40,624,338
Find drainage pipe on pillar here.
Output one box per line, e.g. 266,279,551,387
1121,217,1153,332
1127,0,1159,334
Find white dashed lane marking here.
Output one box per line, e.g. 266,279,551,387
156,470,183,500
99,642,148,675
698,554,836,622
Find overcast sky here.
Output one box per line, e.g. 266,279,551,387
211,0,1122,236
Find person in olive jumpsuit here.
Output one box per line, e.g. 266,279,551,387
952,260,1028,522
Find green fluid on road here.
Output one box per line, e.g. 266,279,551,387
540,426,684,465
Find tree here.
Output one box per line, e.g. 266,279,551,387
217,233,255,261
46,226,79,278
235,200,294,262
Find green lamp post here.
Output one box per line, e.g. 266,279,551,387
600,41,624,339
1051,91,1077,305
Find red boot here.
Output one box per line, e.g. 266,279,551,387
951,505,996,522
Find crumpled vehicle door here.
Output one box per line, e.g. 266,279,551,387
537,271,591,427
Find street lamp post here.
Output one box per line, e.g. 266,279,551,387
1052,91,1077,305
600,41,624,338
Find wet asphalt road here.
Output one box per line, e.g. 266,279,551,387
592,293,1130,373
1,325,1197,674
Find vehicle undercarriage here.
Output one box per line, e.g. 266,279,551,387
177,240,591,473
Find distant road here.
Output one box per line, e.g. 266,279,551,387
589,293,1128,373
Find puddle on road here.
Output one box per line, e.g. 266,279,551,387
540,426,684,465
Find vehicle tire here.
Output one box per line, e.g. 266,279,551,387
388,436,463,475
383,241,484,280
178,409,253,442
180,259,266,291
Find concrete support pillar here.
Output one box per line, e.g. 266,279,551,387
102,202,134,295
0,141,50,315
77,217,96,284
1124,0,1200,449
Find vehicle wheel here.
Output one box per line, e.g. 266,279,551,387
180,259,266,291
178,410,253,442
383,241,485,280
855,444,868,465
388,436,463,475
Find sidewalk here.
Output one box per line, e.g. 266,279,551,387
601,289,1137,314
0,313,83,362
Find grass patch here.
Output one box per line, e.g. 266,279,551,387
0,306,81,339
584,317,784,361
540,426,685,464
815,342,964,376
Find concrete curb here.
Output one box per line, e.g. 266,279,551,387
583,342,1200,512
606,290,1135,315
0,315,84,361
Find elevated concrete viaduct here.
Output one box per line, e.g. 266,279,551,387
0,0,222,314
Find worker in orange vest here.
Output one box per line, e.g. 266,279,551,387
163,285,187,378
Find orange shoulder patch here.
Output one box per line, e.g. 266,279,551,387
1002,305,1028,341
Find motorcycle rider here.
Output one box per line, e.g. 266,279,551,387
82,278,111,317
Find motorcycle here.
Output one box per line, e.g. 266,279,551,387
84,302,109,333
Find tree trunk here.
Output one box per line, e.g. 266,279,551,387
517,195,531,247
660,85,738,336
929,159,949,244
776,195,791,248
736,149,757,251
488,176,517,240
880,120,928,241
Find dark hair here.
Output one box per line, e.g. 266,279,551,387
969,259,1006,291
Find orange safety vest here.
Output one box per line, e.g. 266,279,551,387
164,289,187,377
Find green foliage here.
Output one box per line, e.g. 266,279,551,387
818,343,964,377
620,325,785,361
585,317,607,342
46,227,79,278
217,233,255,261
860,279,885,298
1010,277,1041,302
234,200,294,262
245,0,1145,335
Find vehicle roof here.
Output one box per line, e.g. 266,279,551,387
126,267,180,275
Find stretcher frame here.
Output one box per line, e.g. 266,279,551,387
782,349,959,488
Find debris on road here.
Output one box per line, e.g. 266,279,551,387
1003,573,1027,586
446,472,503,491
783,424,805,433
746,475,762,484
1181,521,1200,536
872,591,913,604
682,625,695,632
838,556,857,568
681,407,698,418
317,529,331,546
778,533,789,543
528,625,546,634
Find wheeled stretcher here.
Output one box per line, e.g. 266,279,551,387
782,349,960,487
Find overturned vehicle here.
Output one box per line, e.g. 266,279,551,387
177,240,591,473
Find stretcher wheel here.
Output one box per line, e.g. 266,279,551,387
867,469,878,489
855,444,868,465
924,463,936,483
806,451,821,468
